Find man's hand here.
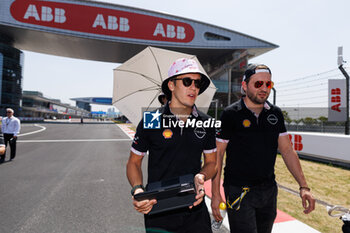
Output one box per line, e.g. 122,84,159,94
190,173,206,208
0,146,5,155
132,188,157,214
211,195,224,221
300,188,315,214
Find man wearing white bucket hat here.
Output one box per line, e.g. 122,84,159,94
127,58,217,232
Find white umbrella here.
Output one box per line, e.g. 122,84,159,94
112,46,217,126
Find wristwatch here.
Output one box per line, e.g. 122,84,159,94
299,186,311,192
131,184,145,196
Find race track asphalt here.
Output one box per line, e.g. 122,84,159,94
0,123,147,233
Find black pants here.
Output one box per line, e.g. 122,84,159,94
3,134,17,160
144,202,212,233
343,220,350,233
224,183,278,233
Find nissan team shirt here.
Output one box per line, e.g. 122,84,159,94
131,103,217,184
216,99,288,187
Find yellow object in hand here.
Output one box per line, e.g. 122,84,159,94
219,202,227,210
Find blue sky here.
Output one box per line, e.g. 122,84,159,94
22,0,350,111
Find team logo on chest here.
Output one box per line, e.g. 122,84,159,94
163,129,173,139
267,114,278,125
194,127,206,139
242,119,251,128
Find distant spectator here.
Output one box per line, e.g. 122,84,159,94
1,108,20,162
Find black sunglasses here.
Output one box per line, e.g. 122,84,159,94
172,77,202,89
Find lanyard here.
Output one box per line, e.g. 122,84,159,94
6,118,11,126
226,187,250,211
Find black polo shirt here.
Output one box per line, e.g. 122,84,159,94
216,99,287,187
131,103,217,184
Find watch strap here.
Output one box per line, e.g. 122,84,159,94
299,186,311,192
131,184,144,196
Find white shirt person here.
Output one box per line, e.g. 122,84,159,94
2,113,20,136
1,108,21,162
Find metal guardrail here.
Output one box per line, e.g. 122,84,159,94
286,125,349,134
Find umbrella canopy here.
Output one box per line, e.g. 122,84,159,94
113,46,217,126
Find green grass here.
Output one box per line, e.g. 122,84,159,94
275,154,350,233
219,154,349,232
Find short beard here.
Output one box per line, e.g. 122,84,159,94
247,91,268,105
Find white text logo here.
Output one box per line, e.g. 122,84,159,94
92,14,130,32
24,4,66,23
153,23,186,39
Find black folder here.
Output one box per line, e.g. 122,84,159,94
134,174,197,215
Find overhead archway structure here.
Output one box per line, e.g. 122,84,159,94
70,97,112,112
0,0,278,116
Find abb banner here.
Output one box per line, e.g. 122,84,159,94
328,79,346,121
9,0,195,43
288,132,350,165
288,134,303,151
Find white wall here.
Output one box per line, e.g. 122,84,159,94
288,131,350,164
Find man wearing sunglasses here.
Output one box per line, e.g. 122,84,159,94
126,58,217,232
1,108,20,163
211,64,315,233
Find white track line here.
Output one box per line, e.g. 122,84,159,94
17,139,132,143
18,124,46,136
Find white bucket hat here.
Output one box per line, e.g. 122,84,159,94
161,58,210,98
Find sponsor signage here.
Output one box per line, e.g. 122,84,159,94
288,134,303,151
10,0,194,43
92,98,112,104
328,79,347,121
288,132,350,165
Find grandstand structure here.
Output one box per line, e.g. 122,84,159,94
22,90,90,120
0,0,277,116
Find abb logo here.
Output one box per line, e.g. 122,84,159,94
332,88,341,95
24,4,66,23
10,0,195,43
331,88,341,112
92,14,130,32
288,134,303,151
153,23,186,39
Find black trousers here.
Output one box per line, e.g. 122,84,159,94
3,133,17,160
224,182,278,233
144,202,212,233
